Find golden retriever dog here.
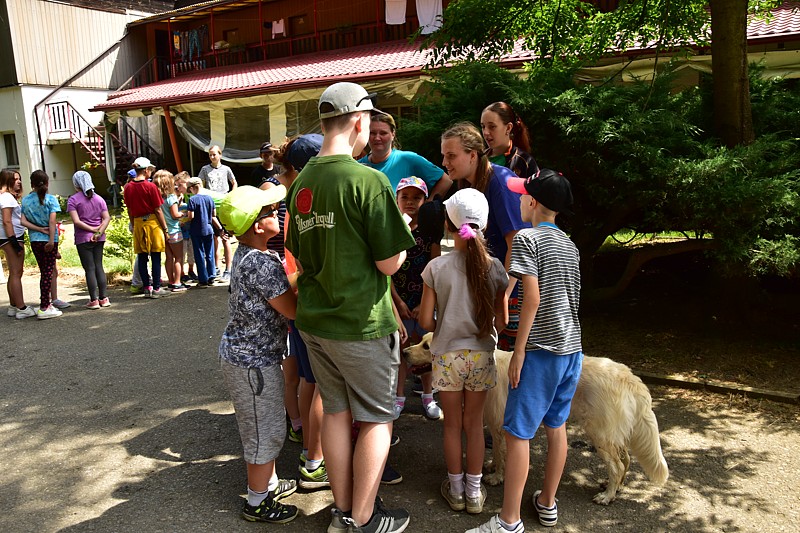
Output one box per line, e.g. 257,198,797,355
404,332,669,505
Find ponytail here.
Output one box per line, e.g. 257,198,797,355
446,215,495,338
483,102,531,154
442,122,493,194
30,170,49,205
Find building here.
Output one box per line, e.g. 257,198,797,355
4,0,800,195
0,0,172,196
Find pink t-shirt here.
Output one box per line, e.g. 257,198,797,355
67,192,108,245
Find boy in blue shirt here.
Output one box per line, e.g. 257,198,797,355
217,185,298,524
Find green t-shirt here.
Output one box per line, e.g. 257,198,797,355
285,154,415,341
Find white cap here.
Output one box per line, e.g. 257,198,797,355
318,82,377,119
132,157,153,169
444,188,489,231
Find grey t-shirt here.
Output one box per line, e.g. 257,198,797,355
199,164,236,194
421,250,508,355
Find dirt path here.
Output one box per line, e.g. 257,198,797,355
1,274,798,533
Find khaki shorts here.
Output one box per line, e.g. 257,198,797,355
300,330,399,424
133,216,166,254
432,349,497,392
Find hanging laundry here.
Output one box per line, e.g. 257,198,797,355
386,0,407,25
188,28,202,61
416,0,442,34
272,18,285,39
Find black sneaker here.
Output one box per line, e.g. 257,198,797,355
344,497,409,533
380,463,403,485
242,496,298,524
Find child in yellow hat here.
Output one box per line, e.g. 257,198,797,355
216,185,299,524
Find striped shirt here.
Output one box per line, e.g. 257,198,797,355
509,223,582,355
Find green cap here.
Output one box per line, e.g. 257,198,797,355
218,185,286,236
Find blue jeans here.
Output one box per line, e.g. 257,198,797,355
137,252,162,289
191,233,215,283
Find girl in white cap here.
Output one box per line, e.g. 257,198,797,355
418,188,509,516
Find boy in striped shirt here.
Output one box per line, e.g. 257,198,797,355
467,169,582,533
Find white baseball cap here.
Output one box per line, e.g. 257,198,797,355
132,157,153,170
318,82,378,119
444,188,489,231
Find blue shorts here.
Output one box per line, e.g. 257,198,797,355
503,349,583,440
289,320,315,384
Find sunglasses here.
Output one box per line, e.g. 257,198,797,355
255,209,278,222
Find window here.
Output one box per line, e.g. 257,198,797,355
285,100,321,137
2,133,19,167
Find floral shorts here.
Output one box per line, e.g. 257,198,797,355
167,231,183,244
432,349,496,392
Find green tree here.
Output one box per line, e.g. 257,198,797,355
424,0,781,147
400,62,800,294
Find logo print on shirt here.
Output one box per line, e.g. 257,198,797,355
296,188,313,214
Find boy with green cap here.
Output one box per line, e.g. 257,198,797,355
217,185,299,524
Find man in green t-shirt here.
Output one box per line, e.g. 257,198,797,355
285,82,414,533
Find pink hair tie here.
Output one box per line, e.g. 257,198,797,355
459,223,477,240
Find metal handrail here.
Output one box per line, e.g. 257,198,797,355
117,118,164,169
45,101,105,165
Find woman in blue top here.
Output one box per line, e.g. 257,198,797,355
359,112,452,199
441,122,532,351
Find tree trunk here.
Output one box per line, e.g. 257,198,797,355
710,0,755,147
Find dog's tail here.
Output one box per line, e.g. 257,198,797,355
629,386,669,485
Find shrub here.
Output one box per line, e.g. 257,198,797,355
104,207,134,267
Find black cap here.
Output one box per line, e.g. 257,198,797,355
259,142,273,153
513,169,574,214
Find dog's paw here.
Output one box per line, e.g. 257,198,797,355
592,491,616,505
484,472,504,486
483,459,496,473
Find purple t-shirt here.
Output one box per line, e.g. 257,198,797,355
67,193,108,245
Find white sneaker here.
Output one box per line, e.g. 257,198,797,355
152,287,171,297
15,306,36,320
465,515,524,533
393,400,405,420
423,399,443,420
7,307,17,317
36,305,63,320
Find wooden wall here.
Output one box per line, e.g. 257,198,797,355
6,0,145,88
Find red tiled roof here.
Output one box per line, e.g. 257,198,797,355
95,2,800,112
748,1,800,41
95,40,439,111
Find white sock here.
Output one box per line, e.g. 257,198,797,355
395,396,406,406
247,486,269,507
448,471,464,495
421,393,434,404
306,458,322,471
465,472,482,498
499,517,523,531
267,473,278,493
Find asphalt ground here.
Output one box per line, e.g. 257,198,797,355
1,272,798,533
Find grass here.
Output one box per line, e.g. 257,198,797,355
598,229,710,252
21,221,133,276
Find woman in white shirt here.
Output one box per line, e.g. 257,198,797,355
0,168,35,319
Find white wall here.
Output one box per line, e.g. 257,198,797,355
0,85,117,198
